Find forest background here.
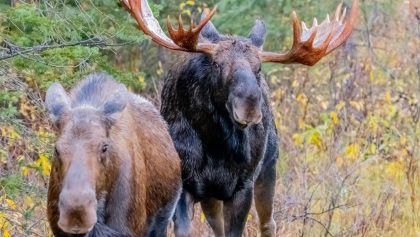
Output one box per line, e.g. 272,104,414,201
0,0,419,236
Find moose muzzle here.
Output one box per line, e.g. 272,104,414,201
58,187,97,234
228,69,263,127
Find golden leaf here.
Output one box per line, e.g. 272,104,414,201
308,131,322,148
349,100,364,111
24,196,34,208
22,167,29,177
345,144,359,162
330,111,339,125
385,90,392,104
5,199,16,210
138,75,145,84
296,93,308,106
200,212,205,223
3,229,10,237
292,133,303,146
35,154,51,176
385,161,405,180
335,101,346,111
186,0,195,6
369,144,377,155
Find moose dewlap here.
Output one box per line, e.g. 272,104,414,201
45,73,181,237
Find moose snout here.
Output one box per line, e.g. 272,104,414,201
231,97,263,126
58,188,97,234
229,69,263,127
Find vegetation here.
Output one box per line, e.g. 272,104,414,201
1,0,419,236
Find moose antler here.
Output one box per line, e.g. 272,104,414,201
259,0,359,66
120,0,217,54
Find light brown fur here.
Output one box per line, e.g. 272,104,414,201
46,76,181,236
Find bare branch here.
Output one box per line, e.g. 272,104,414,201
0,38,136,61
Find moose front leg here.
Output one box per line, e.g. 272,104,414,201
174,191,195,237
201,198,225,237
254,157,277,237
223,185,253,237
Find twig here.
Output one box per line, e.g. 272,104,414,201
0,38,136,61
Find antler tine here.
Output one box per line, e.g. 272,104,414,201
121,0,217,54
334,2,343,22
327,0,358,53
291,11,302,45
193,7,218,33
340,7,347,24
259,0,359,66
166,6,217,51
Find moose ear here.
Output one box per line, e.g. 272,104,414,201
248,19,267,48
45,82,70,123
102,84,128,126
200,11,221,43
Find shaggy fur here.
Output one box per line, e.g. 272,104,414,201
161,19,279,237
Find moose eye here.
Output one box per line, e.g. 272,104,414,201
101,143,109,154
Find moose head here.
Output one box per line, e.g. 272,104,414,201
121,0,358,127
45,78,128,234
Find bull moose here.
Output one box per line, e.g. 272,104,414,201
122,0,358,236
45,73,181,237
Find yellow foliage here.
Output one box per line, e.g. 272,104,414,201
349,100,364,111
138,75,145,84
292,79,299,88
200,212,205,223
5,199,16,210
296,93,308,106
298,118,307,129
35,154,51,176
345,143,360,162
400,136,408,146
292,133,303,146
335,100,346,111
21,166,29,177
186,0,195,6
0,150,6,165
0,126,21,141
308,131,322,149
369,70,375,82
330,111,339,125
0,212,6,226
385,161,405,181
367,115,379,134
24,196,35,209
385,90,392,104
369,143,377,155
3,229,10,237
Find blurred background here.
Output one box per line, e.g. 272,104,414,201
0,0,419,236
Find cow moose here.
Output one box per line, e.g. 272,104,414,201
45,73,182,237
121,0,358,236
